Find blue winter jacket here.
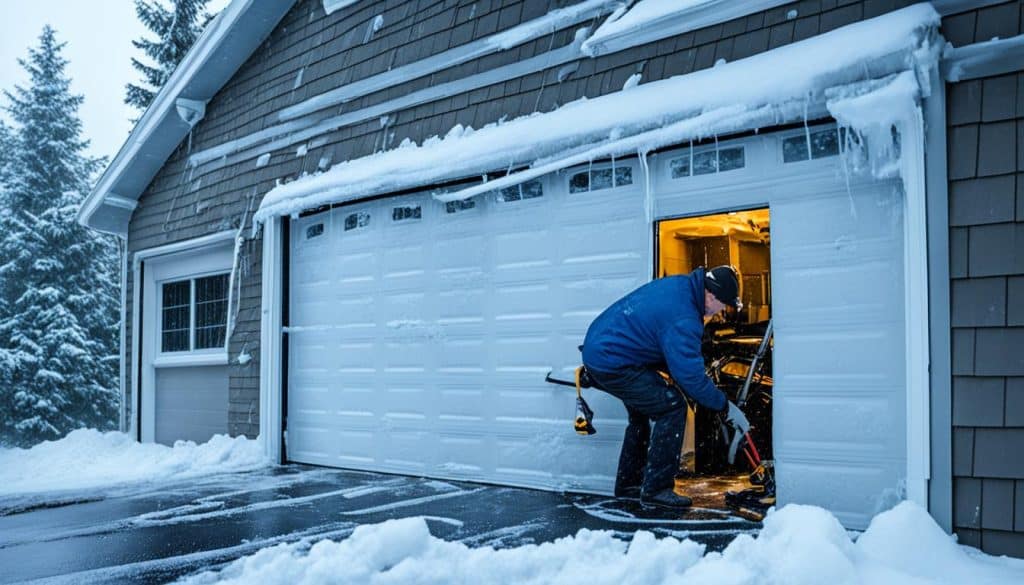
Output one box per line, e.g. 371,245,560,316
581,269,727,412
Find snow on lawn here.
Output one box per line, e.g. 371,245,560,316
0,429,269,496
177,502,1024,585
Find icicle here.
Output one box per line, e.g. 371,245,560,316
638,147,652,224
226,189,258,345
838,125,858,220
803,99,812,161
638,147,655,284
688,140,694,177
713,134,720,172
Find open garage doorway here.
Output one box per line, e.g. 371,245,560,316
656,207,774,518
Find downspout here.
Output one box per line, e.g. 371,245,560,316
119,237,128,432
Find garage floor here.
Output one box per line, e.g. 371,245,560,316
0,465,759,584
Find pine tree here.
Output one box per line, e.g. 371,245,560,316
125,0,212,112
0,121,12,187
0,26,120,447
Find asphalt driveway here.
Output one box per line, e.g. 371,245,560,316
0,465,758,584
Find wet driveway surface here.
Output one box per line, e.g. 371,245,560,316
0,465,758,584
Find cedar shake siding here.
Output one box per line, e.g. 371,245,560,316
943,0,1024,558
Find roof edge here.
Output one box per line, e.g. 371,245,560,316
78,0,296,235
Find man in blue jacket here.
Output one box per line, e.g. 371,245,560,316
582,265,750,509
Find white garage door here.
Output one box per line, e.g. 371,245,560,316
652,127,908,529
286,163,649,493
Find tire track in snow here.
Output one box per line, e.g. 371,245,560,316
341,487,487,516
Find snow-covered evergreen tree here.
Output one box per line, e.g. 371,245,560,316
0,26,120,447
0,121,12,187
125,0,212,112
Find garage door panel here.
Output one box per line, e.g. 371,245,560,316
437,434,490,474
289,333,334,375
435,235,487,271
494,387,563,420
287,384,332,415
775,188,902,239
775,393,904,451
772,173,907,529
777,329,904,378
775,458,904,527
289,180,643,491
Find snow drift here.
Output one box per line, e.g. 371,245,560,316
176,501,1024,585
0,428,269,496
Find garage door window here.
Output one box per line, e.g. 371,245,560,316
344,211,371,231
445,199,476,214
670,146,745,178
392,205,422,221
782,127,845,163
496,179,544,202
569,166,632,193
160,273,229,353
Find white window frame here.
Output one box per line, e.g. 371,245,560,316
132,232,233,442
156,271,231,359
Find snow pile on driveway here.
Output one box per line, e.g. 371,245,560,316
178,501,1024,585
0,429,269,496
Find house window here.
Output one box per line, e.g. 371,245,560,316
782,127,844,163
497,179,544,202
670,146,745,178
569,166,633,193
160,273,229,353
445,199,476,214
344,211,371,231
392,205,422,221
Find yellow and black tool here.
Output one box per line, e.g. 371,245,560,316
545,366,596,435
573,366,596,435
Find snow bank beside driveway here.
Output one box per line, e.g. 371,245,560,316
178,502,1024,585
0,429,269,497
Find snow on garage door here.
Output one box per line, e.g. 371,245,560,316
286,163,648,492
652,128,907,529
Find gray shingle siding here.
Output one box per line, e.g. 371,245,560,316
117,0,1024,555
945,1,1024,556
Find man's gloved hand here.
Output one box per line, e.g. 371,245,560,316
725,401,750,434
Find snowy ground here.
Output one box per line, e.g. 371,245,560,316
1,432,1022,584
0,429,268,509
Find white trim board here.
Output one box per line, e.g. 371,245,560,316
259,218,284,462
133,231,235,443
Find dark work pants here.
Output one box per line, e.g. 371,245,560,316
586,366,687,497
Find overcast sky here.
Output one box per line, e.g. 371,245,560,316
2,0,228,163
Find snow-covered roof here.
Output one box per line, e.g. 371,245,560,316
76,0,296,236
254,4,941,227
581,0,794,57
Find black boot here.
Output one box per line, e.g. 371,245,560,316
641,488,692,509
